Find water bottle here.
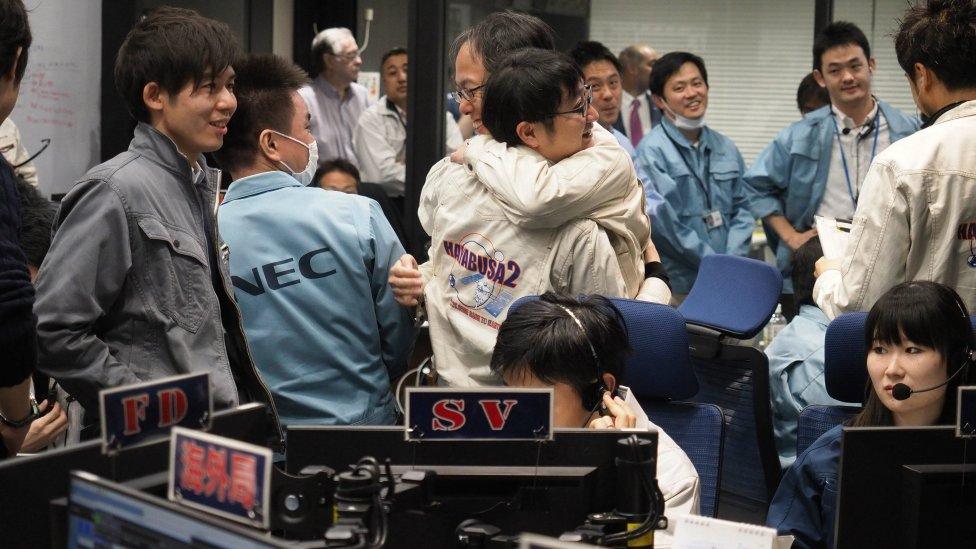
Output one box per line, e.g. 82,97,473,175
762,304,788,348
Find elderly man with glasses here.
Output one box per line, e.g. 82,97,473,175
299,27,372,168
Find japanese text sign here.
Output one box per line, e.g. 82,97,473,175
99,372,211,453
168,426,272,529
405,387,554,441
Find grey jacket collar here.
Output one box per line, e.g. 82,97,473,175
129,122,220,192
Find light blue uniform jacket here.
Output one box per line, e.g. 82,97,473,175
743,101,918,280
766,305,852,468
612,126,665,218
635,118,755,294
218,171,414,426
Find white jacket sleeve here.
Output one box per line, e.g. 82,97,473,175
461,124,634,229
814,161,909,319
354,109,406,191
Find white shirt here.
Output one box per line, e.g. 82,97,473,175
353,96,463,196
621,89,654,139
816,101,890,221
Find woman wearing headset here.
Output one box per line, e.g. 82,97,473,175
768,281,976,549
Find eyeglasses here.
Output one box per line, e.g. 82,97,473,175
328,51,361,62
546,85,594,119
451,83,485,103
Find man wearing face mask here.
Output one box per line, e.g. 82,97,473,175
634,52,755,295
813,0,976,319
214,54,414,426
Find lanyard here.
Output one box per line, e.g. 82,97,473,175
832,109,880,208
664,129,712,210
387,98,406,129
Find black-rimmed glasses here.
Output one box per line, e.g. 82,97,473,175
451,83,485,103
546,85,593,118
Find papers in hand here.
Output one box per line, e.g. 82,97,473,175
814,215,853,260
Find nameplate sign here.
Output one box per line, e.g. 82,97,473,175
404,387,553,441
956,386,976,438
99,372,212,454
168,427,273,529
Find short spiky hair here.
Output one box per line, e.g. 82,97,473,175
895,0,976,90
813,21,871,72
570,40,622,75
0,0,31,86
212,54,309,173
115,6,242,123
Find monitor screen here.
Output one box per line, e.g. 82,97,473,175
67,471,287,549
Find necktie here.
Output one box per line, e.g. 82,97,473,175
630,98,644,148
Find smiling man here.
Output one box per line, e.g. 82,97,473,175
34,8,280,441
635,52,756,295
744,22,918,288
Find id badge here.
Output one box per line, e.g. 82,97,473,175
704,210,724,229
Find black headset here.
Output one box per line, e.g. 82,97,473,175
556,304,613,413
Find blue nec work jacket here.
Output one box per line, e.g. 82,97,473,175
767,424,842,549
743,101,918,276
218,171,414,426
635,118,755,294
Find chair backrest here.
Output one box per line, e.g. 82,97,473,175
679,255,784,340
642,401,725,518
795,405,860,457
678,255,783,523
824,312,869,403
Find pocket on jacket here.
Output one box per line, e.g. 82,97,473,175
710,160,740,213
137,216,213,333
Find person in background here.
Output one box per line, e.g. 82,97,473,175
768,281,976,549
744,22,918,289
568,40,657,209
299,27,371,168
766,237,851,468
214,54,413,426
796,72,830,116
353,46,462,198
312,159,406,246
492,291,699,544
13,178,70,452
0,118,38,186
0,0,37,457
814,0,976,318
34,7,280,442
617,43,662,147
635,51,755,295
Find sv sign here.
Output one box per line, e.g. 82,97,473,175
404,388,554,441
99,372,212,453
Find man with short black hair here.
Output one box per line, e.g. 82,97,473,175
745,22,918,288
300,27,371,168
796,72,829,116
312,159,407,245
353,47,462,197
214,54,413,426
635,51,755,295
34,7,281,441
0,0,38,457
814,0,976,317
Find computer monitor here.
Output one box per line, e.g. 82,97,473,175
835,425,973,548
900,463,976,548
67,470,292,548
0,402,268,543
286,426,659,545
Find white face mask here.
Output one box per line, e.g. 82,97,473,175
271,130,319,186
660,101,706,131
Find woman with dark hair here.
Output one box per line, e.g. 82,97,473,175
767,281,976,549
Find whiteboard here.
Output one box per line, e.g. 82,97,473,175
10,0,101,199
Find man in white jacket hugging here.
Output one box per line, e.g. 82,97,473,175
389,13,670,388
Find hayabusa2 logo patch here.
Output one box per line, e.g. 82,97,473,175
444,234,521,318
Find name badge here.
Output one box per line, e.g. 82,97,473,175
957,387,976,438
168,426,273,529
99,372,212,453
703,210,724,229
404,387,554,441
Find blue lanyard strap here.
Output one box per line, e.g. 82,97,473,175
664,129,712,210
831,109,880,208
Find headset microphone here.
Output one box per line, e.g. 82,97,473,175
891,349,974,401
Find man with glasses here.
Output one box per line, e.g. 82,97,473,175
299,27,371,168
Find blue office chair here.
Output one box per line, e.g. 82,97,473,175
678,254,783,524
607,297,724,518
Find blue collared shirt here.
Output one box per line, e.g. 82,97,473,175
611,126,664,217
298,75,373,168
766,305,852,467
217,171,414,426
743,100,918,280
634,118,755,294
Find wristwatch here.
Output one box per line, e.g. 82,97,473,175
0,398,40,428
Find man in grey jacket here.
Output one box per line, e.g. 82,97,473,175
33,7,281,443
